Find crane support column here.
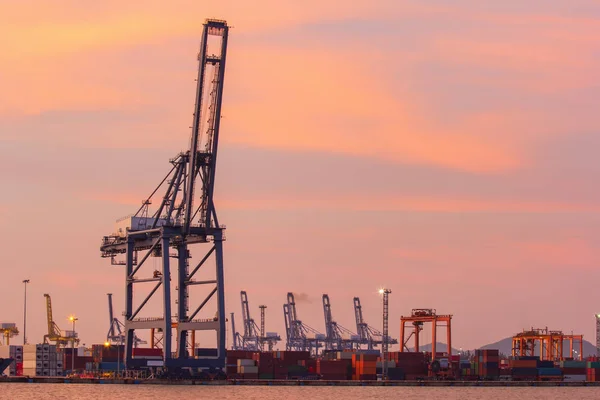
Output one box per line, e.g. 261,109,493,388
101,19,231,373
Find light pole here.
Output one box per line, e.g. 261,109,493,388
105,341,121,377
379,288,391,381
69,316,78,373
22,280,30,345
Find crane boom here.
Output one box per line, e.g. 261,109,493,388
100,19,230,371
43,293,79,347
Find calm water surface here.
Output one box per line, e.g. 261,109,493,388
3,384,600,400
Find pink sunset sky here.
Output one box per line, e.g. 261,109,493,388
1,0,600,351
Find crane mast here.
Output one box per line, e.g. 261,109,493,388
106,293,146,346
99,19,230,371
240,291,260,350
283,292,323,356
353,296,398,350
322,294,360,350
43,293,79,347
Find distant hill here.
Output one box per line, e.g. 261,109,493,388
407,342,461,354
479,336,598,358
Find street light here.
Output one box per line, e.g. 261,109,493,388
379,288,391,381
69,316,78,373
105,341,121,377
22,280,30,345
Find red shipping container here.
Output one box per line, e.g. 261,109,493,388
132,348,163,357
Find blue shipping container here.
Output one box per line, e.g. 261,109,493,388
538,368,562,376
99,362,125,371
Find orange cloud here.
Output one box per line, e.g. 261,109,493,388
519,238,598,269
218,193,600,213
223,46,522,173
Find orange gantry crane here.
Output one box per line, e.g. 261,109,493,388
512,327,583,361
400,309,452,361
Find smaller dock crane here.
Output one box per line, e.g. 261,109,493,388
43,294,79,347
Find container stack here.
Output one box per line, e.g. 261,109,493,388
273,351,310,379
237,359,258,379
386,351,427,379
63,347,94,372
587,360,600,382
253,351,275,379
33,344,64,376
510,356,539,380
459,359,475,379
22,344,37,376
559,360,586,382
352,353,377,380
475,349,499,379
225,350,254,378
317,359,351,380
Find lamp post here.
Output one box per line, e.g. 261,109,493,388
22,279,30,345
69,316,78,373
105,341,120,378
379,288,391,381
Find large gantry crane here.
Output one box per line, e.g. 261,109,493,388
283,292,324,355
240,291,280,351
106,293,146,346
353,297,398,350
43,294,79,347
322,294,360,351
100,19,230,371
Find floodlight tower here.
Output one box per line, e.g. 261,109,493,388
379,288,391,380
100,19,230,371
259,305,267,350
596,314,600,357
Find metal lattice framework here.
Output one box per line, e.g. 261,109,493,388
381,289,391,380
353,297,398,350
232,291,281,351
230,312,242,351
100,19,230,370
322,294,361,351
596,315,600,358
106,293,146,346
43,293,79,347
283,292,323,355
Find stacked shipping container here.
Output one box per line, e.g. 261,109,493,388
474,349,499,379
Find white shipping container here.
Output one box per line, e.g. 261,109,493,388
336,352,353,360
0,346,10,358
240,365,259,374
237,359,256,367
22,368,36,376
564,375,586,382
23,352,36,361
23,360,36,369
23,345,37,353
115,216,171,237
